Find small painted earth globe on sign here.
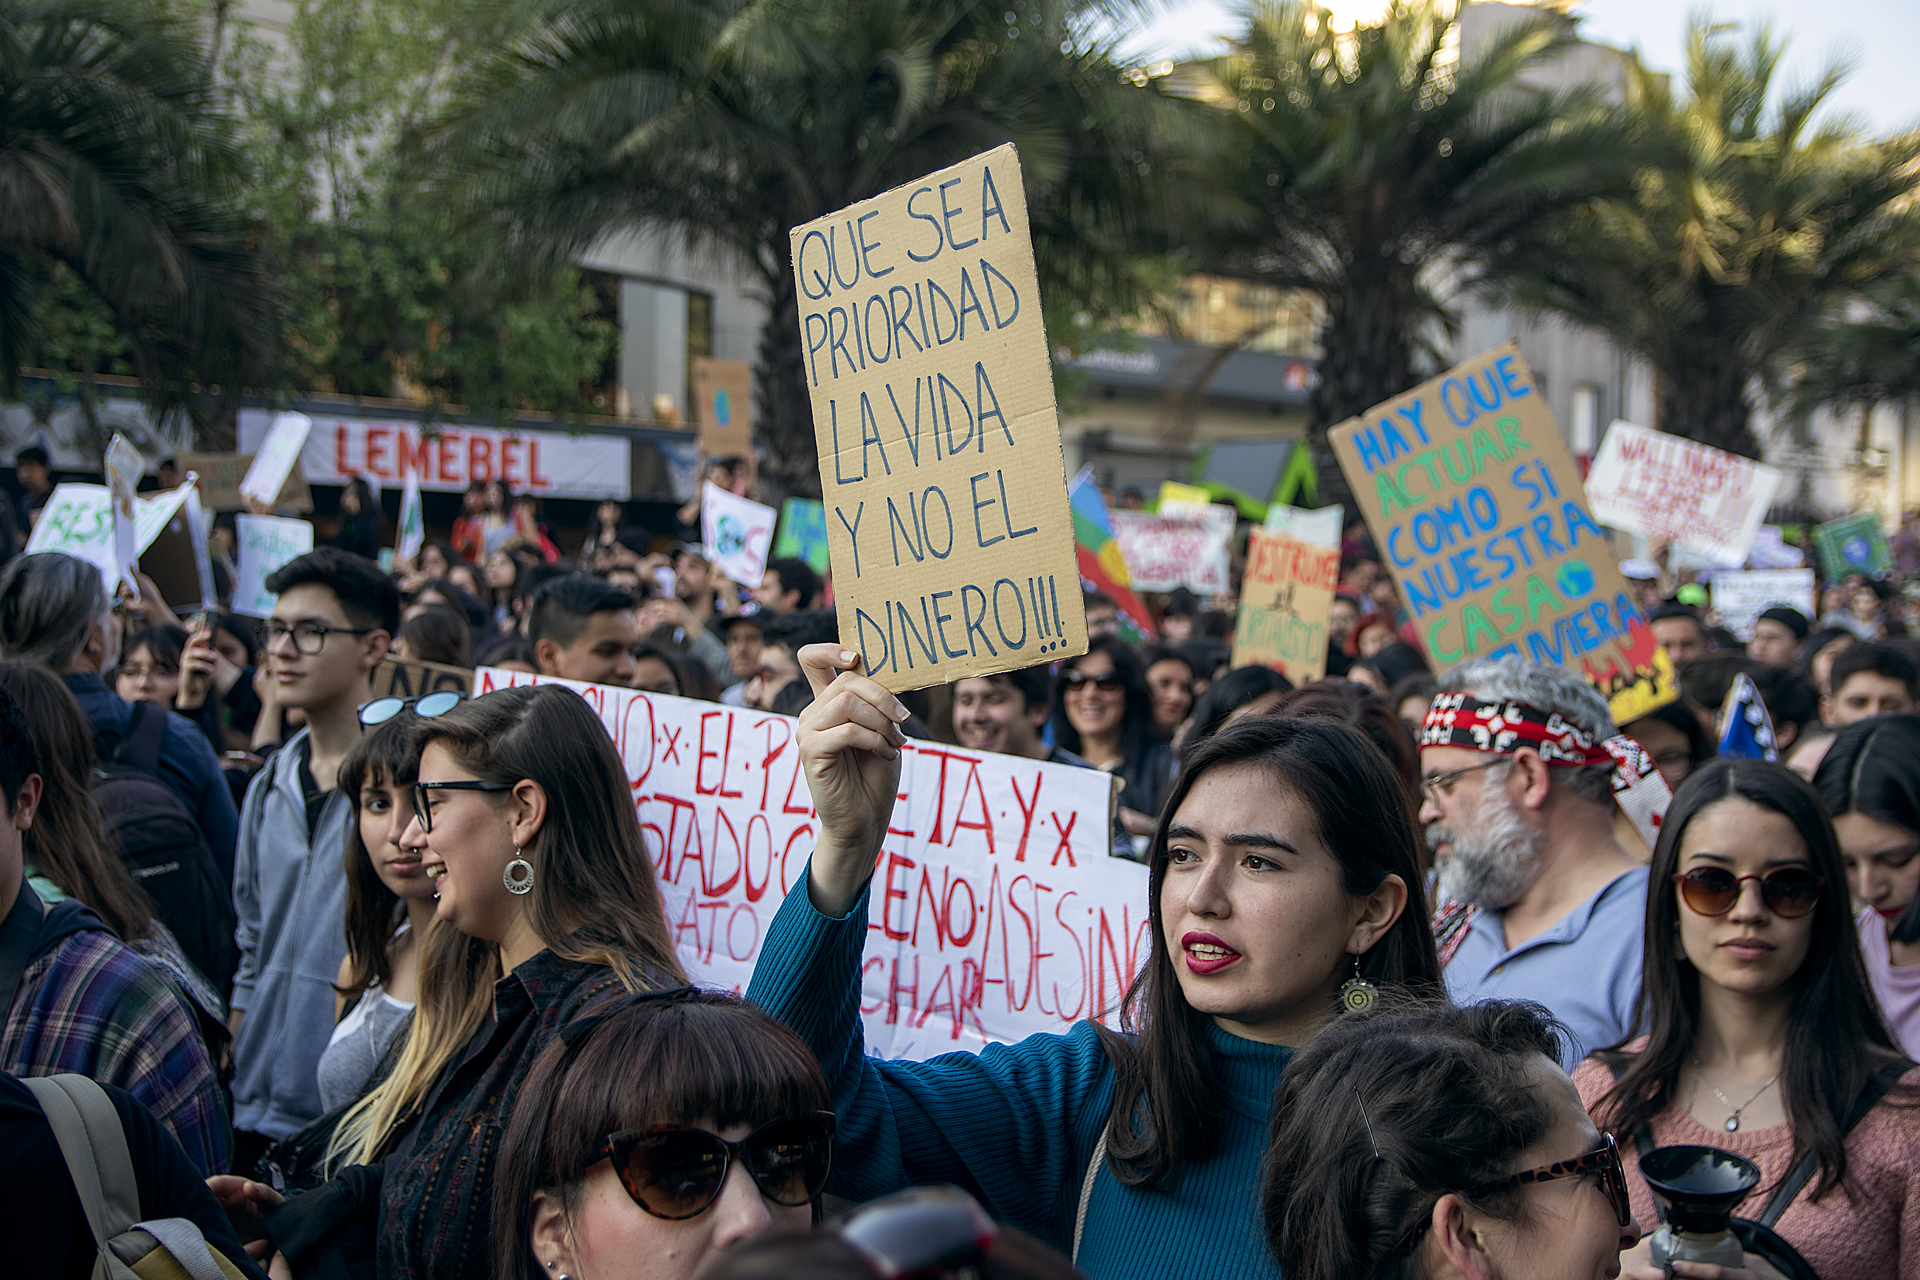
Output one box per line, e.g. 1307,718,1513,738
1556,559,1595,600
713,388,733,425
1844,536,1872,566
716,514,747,557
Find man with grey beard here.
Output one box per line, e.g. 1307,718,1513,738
1418,657,1662,1067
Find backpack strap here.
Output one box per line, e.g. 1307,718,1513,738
1071,1123,1110,1266
1752,1059,1911,1227
117,700,169,775
21,1073,141,1247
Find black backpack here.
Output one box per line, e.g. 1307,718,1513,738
93,701,238,998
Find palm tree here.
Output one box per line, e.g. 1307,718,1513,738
0,0,276,422
427,0,1186,498
1790,271,1920,415
1183,0,1640,446
1494,18,1920,459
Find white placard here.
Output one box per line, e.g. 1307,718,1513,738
239,412,314,506
1111,505,1234,594
700,482,777,589
1263,501,1343,549
233,516,315,618
1712,569,1817,642
1586,421,1782,568
471,667,1146,1058
24,483,192,592
104,434,145,596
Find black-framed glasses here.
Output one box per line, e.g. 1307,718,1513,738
600,1113,836,1221
359,690,465,727
412,779,512,832
1463,1132,1633,1228
1673,866,1825,919
257,619,378,656
1419,758,1507,804
1061,670,1122,693
837,1186,997,1279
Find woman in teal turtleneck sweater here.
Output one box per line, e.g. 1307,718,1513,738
746,647,1444,1279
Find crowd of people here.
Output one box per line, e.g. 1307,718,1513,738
0,463,1917,1280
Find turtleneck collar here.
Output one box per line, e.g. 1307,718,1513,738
1207,1021,1295,1121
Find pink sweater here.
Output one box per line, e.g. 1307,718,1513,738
1573,1057,1920,1280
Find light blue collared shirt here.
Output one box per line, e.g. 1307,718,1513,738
1444,865,1648,1068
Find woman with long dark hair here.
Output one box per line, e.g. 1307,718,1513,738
1577,758,1920,1280
1817,714,1920,1057
492,988,835,1280
747,646,1442,1278
333,476,385,561
1050,637,1175,837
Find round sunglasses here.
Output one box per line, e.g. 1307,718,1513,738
1672,866,1824,919
601,1113,836,1220
358,689,465,727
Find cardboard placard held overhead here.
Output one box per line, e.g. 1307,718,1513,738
1329,343,1676,724
233,515,314,618
177,452,314,512
1111,506,1234,594
773,497,830,573
691,358,754,460
1584,421,1782,567
1712,569,1816,641
25,483,192,594
790,143,1084,690
240,413,313,506
1233,528,1339,681
104,434,144,596
700,482,777,588
1812,512,1891,580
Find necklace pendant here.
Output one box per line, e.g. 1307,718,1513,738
1725,1115,1740,1132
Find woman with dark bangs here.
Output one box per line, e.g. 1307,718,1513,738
493,988,835,1280
748,646,1443,1279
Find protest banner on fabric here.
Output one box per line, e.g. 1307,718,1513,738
790,144,1085,690
472,667,1146,1058
104,434,144,596
369,655,471,700
240,413,313,506
395,467,424,566
1110,506,1234,594
1711,569,1816,641
238,410,633,500
1812,512,1891,580
25,483,193,593
691,358,754,459
1329,342,1676,724
177,452,313,512
701,482,777,588
1584,421,1782,567
233,516,313,617
1233,529,1339,681
1263,501,1343,549
772,498,830,574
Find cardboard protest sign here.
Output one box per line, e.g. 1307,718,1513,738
1233,529,1339,681
691,358,754,459
233,516,313,617
370,655,471,700
1263,501,1343,549
1812,512,1891,580
25,483,192,593
1329,343,1676,724
1712,569,1816,641
240,413,313,506
773,498,830,574
104,434,144,596
1585,421,1782,567
1110,506,1233,594
178,451,314,513
701,482,777,588
473,668,1146,1056
790,144,1084,690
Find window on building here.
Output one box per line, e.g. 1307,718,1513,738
1571,383,1600,456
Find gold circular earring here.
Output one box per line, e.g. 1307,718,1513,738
1339,952,1378,1014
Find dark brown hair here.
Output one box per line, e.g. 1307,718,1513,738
1263,998,1567,1280
1593,758,1915,1202
0,660,152,940
493,989,832,1280
400,606,470,668
335,709,424,1000
1094,716,1442,1188
1269,679,1420,806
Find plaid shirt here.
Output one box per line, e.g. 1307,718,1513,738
3,900,229,1176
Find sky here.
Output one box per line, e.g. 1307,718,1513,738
1110,0,1920,134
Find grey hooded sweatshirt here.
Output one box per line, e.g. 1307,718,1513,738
230,729,355,1140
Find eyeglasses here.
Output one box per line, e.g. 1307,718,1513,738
257,619,378,656
1673,866,1824,919
116,664,179,684
412,779,513,832
358,690,465,727
837,1186,998,1279
1462,1132,1633,1228
753,665,799,684
600,1113,836,1221
1061,670,1122,693
1419,758,1506,804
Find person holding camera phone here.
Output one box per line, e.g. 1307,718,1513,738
1577,759,1920,1280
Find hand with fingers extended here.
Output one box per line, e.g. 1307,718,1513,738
795,643,910,918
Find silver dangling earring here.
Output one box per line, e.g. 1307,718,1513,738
1339,952,1378,1014
503,845,534,895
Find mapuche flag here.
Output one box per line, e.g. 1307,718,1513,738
1067,466,1156,643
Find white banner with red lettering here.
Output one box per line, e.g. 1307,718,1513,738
472,668,1149,1059
239,410,632,500
1585,421,1782,568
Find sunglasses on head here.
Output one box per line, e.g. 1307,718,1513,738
600,1113,836,1220
358,689,465,727
1061,670,1121,693
1672,866,1824,919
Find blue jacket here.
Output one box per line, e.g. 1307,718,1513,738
62,673,239,878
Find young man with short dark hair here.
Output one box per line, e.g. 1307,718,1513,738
1748,606,1809,668
953,666,1075,763
1649,603,1711,668
230,547,396,1162
752,557,822,615
716,614,763,707
528,576,638,687
1825,640,1919,726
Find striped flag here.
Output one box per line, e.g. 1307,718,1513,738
1067,466,1156,643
